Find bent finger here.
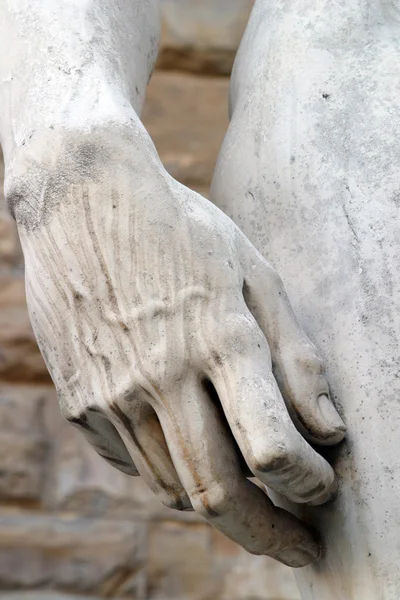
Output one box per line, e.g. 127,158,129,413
156,373,322,567
62,403,139,476
205,319,337,505
107,396,192,511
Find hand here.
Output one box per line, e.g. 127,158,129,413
14,141,345,567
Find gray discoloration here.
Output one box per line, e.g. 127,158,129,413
6,142,108,229
5,121,161,230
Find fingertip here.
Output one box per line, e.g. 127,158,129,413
300,423,346,447
316,394,346,444
307,475,338,506
274,534,322,568
292,393,346,447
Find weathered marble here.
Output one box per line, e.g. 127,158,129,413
2,0,399,598
0,0,344,573
0,62,300,600
211,0,400,598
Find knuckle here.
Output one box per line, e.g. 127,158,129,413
212,314,257,355
295,351,325,377
58,398,83,424
190,483,231,519
134,349,189,391
63,410,92,433
265,265,284,290
248,442,295,475
159,491,192,512
59,398,104,434
60,404,96,435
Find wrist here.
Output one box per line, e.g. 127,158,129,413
5,114,163,229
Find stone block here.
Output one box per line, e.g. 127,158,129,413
0,595,109,600
147,521,215,599
0,433,45,501
0,386,50,501
146,521,300,600
0,278,50,383
0,214,22,272
143,71,229,191
0,513,147,595
215,538,301,600
0,149,23,272
158,0,254,74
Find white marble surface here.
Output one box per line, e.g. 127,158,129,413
211,1,400,598
1,0,399,598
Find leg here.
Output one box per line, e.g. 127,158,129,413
211,1,400,598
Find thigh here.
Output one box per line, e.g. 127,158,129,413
211,3,400,598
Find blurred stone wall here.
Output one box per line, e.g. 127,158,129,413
158,0,254,74
0,3,301,600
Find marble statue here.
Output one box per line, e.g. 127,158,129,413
0,1,398,598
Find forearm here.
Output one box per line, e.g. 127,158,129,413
0,0,163,225
0,0,160,164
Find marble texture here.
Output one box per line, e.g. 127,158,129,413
0,0,345,572
211,0,400,598
1,0,398,598
0,71,300,600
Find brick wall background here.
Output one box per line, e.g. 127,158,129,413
0,3,301,599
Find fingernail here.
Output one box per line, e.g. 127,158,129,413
318,394,346,434
275,536,322,568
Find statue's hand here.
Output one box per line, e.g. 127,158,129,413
14,144,345,567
